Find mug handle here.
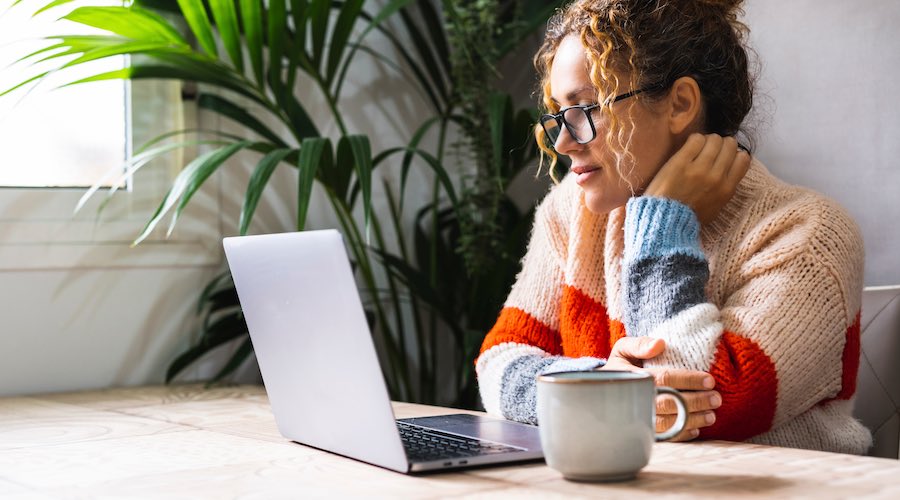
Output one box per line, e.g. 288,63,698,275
654,386,688,441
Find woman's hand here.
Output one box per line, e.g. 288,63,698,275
644,133,751,225
601,337,721,441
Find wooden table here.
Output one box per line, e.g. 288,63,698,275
2,384,899,499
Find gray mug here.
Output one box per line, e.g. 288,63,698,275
536,370,688,481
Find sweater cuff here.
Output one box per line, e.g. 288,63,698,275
542,357,606,375
624,196,703,262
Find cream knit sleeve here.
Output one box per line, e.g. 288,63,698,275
476,179,604,424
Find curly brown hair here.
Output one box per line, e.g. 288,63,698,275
535,0,755,179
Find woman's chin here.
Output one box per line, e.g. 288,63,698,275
582,190,627,215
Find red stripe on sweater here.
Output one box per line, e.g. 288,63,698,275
701,332,777,441
835,312,861,400
560,285,620,358
479,307,562,357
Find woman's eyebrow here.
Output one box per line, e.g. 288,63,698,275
550,86,597,104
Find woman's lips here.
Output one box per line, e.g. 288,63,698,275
571,165,600,185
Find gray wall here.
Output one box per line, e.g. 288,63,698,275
744,1,900,285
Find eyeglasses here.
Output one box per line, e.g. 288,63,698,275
539,86,658,146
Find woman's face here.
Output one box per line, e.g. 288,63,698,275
549,35,675,214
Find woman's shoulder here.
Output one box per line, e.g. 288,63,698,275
744,162,860,240
733,161,863,280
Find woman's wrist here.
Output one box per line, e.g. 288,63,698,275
624,196,704,264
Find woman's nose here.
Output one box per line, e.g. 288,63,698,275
553,124,580,155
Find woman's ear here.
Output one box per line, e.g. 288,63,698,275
666,76,703,135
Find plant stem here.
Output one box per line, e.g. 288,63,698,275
326,192,412,400
369,212,412,400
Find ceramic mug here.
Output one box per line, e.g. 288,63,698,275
536,370,688,482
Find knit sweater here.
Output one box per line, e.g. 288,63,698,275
476,161,872,455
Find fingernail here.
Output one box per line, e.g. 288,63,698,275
703,376,715,389
691,429,700,438
709,393,722,408
705,412,716,425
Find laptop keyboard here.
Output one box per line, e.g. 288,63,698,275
396,421,523,462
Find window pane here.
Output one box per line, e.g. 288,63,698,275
0,1,128,188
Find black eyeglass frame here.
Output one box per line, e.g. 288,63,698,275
539,85,663,146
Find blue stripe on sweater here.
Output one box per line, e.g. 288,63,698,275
624,196,705,262
623,196,709,337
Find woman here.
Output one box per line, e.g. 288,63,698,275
476,0,871,454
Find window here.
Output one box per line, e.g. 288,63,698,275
0,1,221,270
0,0,128,188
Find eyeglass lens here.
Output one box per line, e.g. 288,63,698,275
541,106,595,145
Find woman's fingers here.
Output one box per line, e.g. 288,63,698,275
644,366,715,391
667,427,702,442
694,133,724,175
728,149,752,187
608,336,666,362
657,410,716,439
656,390,721,442
657,390,721,414
643,132,750,224
668,133,707,165
711,135,738,177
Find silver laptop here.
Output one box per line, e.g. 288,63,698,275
223,229,543,473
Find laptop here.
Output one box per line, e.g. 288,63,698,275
223,229,543,473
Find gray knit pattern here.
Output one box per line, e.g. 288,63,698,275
624,253,709,337
499,355,605,424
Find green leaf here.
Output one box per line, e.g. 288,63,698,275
0,72,50,99
134,141,253,245
338,42,435,109
320,135,352,200
282,92,320,140
308,0,330,73
209,337,254,384
197,93,287,147
239,0,265,87
197,271,235,314
325,0,362,84
165,313,247,383
415,0,450,83
76,138,233,215
135,128,245,155
168,141,256,236
208,0,243,72
487,92,511,176
354,9,446,112
240,148,294,235
57,62,263,112
297,137,330,231
64,6,186,43
496,0,567,57
175,0,218,57
267,0,287,97
61,41,187,68
400,115,441,206
372,145,458,209
396,6,447,107
16,36,129,66
346,134,373,239
33,0,77,17
287,0,309,91
332,0,413,98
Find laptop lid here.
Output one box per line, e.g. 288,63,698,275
224,229,409,473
